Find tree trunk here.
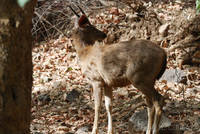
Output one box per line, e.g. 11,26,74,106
0,0,36,133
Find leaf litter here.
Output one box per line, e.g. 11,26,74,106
31,1,200,134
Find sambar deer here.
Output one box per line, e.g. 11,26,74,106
69,5,167,134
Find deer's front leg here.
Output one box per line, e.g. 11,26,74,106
104,86,113,134
91,82,102,134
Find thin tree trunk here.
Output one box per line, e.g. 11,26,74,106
0,0,36,133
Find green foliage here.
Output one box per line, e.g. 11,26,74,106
67,67,73,72
17,0,30,8
197,0,200,13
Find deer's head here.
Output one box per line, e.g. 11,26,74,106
70,6,107,45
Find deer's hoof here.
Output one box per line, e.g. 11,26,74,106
91,129,98,134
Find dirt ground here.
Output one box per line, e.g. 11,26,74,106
31,0,200,134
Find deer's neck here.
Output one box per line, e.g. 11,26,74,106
74,39,93,61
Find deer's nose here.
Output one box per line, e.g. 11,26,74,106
103,33,107,39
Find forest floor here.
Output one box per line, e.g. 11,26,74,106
31,0,200,134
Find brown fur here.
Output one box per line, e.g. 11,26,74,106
71,15,167,134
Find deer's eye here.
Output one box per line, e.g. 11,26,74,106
70,39,74,44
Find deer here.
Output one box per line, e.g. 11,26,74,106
69,5,167,134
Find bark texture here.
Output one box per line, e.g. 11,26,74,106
0,0,36,133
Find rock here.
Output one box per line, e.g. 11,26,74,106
75,126,90,134
184,131,196,134
126,13,139,22
160,68,186,83
160,123,184,134
159,23,169,37
116,87,129,96
75,125,105,134
33,132,43,134
99,0,116,6
64,89,80,102
40,74,52,83
30,124,45,134
128,109,171,133
197,117,200,125
52,80,62,89
37,93,51,105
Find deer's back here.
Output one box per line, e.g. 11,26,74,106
99,40,166,86
79,40,166,87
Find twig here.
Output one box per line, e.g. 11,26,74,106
34,11,68,37
33,1,56,32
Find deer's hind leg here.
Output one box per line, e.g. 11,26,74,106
129,74,162,134
145,98,155,134
145,93,163,134
152,94,164,134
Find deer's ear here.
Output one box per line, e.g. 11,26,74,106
78,15,90,27
74,17,79,29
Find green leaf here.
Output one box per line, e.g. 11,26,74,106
196,0,200,13
67,67,73,72
17,0,30,8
